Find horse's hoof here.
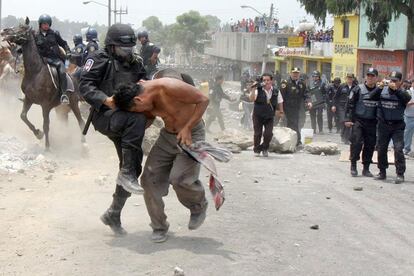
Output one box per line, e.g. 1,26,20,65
35,130,44,140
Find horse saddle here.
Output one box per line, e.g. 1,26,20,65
47,64,74,92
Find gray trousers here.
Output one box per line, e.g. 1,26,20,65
141,121,208,232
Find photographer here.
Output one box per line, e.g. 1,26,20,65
249,73,284,157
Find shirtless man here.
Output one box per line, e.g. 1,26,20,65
111,78,209,243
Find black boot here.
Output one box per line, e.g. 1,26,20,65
117,148,144,194
395,175,404,184
375,170,386,180
362,164,373,177
350,162,358,177
100,195,128,235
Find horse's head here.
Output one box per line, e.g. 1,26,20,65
1,17,32,46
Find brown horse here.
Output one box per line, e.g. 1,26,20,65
1,18,85,149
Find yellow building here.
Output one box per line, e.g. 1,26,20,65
332,13,359,79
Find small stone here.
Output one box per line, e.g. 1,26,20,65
353,186,363,191
310,224,319,230
8,178,12,182
45,175,53,181
254,180,259,183
16,252,23,257
242,192,246,196
17,169,25,174
224,180,230,183
60,258,67,261
19,187,26,191
174,266,185,276
47,169,55,173
326,197,331,200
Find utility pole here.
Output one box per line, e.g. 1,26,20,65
0,0,2,30
108,0,111,27
261,3,274,74
113,0,128,24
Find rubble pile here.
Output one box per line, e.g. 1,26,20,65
305,142,340,155
0,133,57,174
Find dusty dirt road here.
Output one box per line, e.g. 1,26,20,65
1,92,414,276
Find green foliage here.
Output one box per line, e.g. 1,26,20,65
297,0,414,47
204,15,221,31
142,16,163,32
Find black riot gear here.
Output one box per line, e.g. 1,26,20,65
73,34,83,46
38,14,52,27
105,24,136,47
86,27,98,42
137,31,149,40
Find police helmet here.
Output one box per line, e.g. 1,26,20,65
312,71,321,78
73,34,83,45
86,27,98,41
137,31,149,40
105,24,136,47
333,77,341,84
38,14,52,27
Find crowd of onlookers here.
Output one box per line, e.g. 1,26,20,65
223,17,280,33
298,29,334,48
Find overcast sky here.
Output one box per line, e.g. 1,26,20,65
2,0,333,28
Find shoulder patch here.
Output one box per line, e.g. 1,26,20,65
281,83,287,89
83,59,94,72
76,47,82,53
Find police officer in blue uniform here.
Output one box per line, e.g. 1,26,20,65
71,34,85,67
374,71,411,183
345,68,380,177
35,14,71,104
79,24,147,235
137,31,161,78
84,27,99,59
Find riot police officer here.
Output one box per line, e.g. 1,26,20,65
333,73,356,143
309,71,327,134
137,31,161,78
345,68,379,177
35,14,71,104
71,34,85,67
84,27,99,59
280,67,312,148
326,77,341,133
79,24,147,235
374,71,411,183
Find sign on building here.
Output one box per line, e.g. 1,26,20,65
288,37,305,48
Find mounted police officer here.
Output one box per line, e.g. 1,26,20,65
249,73,284,157
333,73,356,143
280,67,312,149
35,14,71,104
309,71,326,134
374,71,411,183
79,24,147,235
71,34,85,67
84,27,99,59
137,31,161,78
326,77,341,133
345,68,379,177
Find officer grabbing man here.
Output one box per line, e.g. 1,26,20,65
345,68,379,177
35,14,72,104
374,71,411,183
137,31,161,78
309,71,326,134
79,24,147,235
280,67,312,149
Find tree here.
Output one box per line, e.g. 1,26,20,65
297,0,414,47
170,11,209,64
142,16,163,32
204,15,221,31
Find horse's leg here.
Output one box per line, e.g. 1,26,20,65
42,106,51,149
20,98,44,139
69,96,86,143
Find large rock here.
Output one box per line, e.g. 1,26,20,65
269,127,298,153
305,142,340,155
213,128,253,150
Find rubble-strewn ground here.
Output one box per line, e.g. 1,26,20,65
1,83,414,276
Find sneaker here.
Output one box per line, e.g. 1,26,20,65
151,230,168,243
395,175,404,184
60,94,69,104
188,207,207,230
262,150,269,157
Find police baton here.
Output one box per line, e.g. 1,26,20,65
82,108,94,135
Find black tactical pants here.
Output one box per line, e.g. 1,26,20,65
92,108,147,198
285,109,301,145
377,121,406,175
310,106,324,133
349,119,377,165
253,115,274,153
47,58,67,93
326,104,337,131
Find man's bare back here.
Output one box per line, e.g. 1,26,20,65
112,78,209,145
